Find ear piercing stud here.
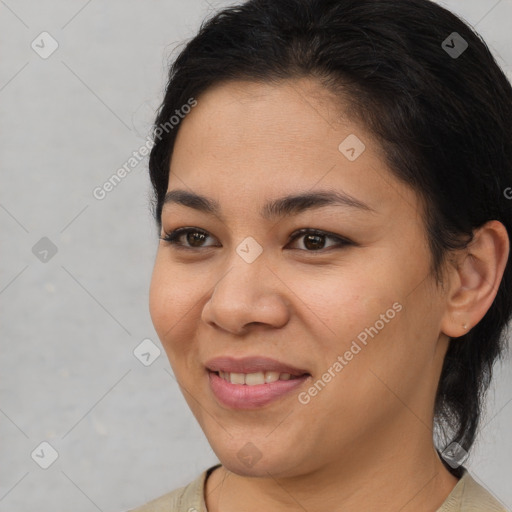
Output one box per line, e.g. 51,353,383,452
462,323,468,330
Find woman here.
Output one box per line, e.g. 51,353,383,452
129,0,512,510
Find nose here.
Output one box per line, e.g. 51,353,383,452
200,258,291,335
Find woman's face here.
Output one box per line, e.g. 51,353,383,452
149,78,452,477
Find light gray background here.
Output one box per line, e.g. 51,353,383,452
1,1,511,511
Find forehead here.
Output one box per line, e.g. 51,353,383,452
166,78,420,222
178,78,351,146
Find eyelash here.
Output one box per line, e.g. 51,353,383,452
159,227,353,253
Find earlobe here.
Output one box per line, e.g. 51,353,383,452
440,220,510,339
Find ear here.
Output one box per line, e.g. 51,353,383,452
440,220,509,339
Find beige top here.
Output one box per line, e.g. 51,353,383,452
127,464,509,512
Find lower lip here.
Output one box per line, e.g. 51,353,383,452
208,371,311,409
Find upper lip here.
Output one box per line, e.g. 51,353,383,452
205,356,310,376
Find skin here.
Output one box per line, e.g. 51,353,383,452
149,78,509,512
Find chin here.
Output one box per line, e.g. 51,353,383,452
210,440,307,479
220,456,291,478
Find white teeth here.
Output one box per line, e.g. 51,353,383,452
230,372,246,385
264,371,280,383
244,372,265,385
218,370,298,385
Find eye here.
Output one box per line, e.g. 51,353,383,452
160,227,218,250
287,228,352,252
160,227,352,253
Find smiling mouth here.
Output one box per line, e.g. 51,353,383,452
211,370,310,385
207,370,312,409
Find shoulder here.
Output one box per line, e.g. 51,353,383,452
125,465,220,512
125,483,187,512
437,468,509,512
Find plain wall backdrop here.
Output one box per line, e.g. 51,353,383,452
1,1,511,511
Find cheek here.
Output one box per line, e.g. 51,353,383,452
283,264,396,349
148,255,202,354
288,266,412,395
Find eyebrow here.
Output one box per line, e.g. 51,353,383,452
162,188,375,221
